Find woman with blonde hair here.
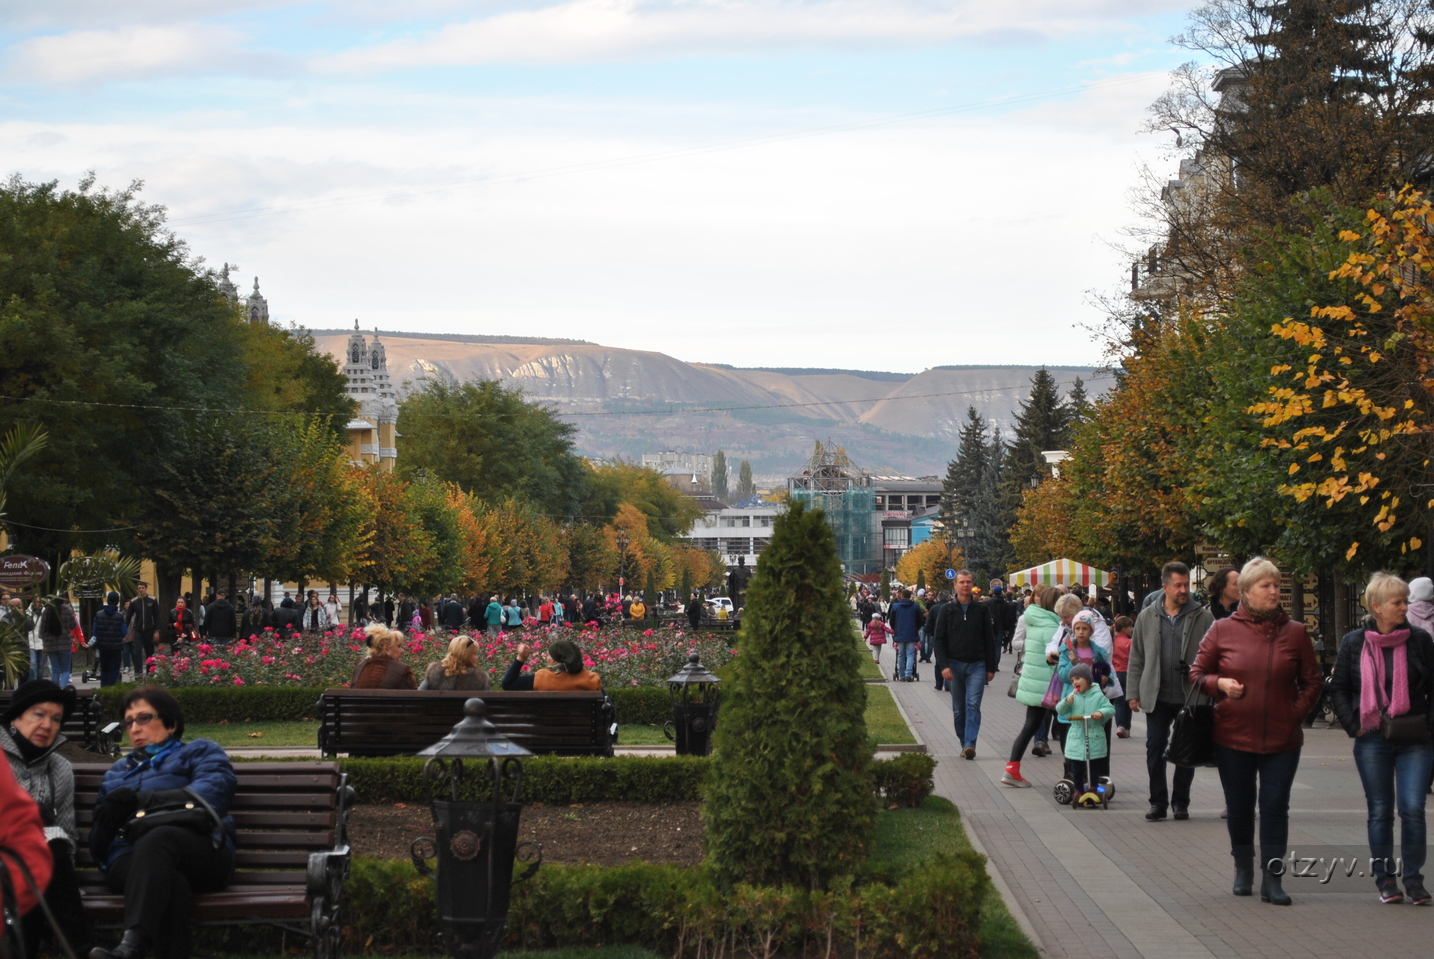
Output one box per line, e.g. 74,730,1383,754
351,626,417,689
1190,557,1321,905
1330,571,1434,905
420,636,491,691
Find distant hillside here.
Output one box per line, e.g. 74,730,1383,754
314,333,1112,481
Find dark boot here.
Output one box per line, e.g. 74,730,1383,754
1260,870,1292,906
1232,857,1255,897
90,928,150,959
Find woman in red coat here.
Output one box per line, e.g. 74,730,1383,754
1190,556,1321,906
0,751,53,917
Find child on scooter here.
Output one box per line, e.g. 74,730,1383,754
1056,663,1115,807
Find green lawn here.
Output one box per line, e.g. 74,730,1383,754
870,796,1040,959
188,721,318,747
864,684,916,745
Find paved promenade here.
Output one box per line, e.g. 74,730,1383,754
890,650,1434,958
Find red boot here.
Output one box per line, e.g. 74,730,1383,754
1001,761,1031,788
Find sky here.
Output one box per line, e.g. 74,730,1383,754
1,1,1198,371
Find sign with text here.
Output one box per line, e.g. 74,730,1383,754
0,554,49,590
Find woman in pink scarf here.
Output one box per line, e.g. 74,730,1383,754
1330,572,1434,905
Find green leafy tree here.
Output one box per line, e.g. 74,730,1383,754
710,450,729,502
736,460,756,499
398,379,589,518
704,500,874,890
237,321,355,440
578,461,703,543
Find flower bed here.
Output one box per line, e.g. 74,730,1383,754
144,622,738,689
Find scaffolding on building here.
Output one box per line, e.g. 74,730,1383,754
787,440,878,575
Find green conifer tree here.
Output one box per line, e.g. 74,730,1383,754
711,450,729,501
704,500,874,890
880,568,891,603
643,569,657,612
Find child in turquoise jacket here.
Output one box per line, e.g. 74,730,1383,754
1056,663,1115,806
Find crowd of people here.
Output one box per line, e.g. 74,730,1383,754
0,583,722,691
862,559,1434,908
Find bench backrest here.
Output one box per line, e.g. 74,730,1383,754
319,689,613,757
0,689,104,751
71,761,348,886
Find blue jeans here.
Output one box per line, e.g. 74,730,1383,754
897,642,917,679
28,649,46,681
1113,671,1132,729
1353,733,1432,883
947,659,988,749
46,650,72,689
1216,744,1301,870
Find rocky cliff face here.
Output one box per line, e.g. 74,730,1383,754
314,333,1110,480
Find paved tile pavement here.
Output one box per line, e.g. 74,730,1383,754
890,651,1434,958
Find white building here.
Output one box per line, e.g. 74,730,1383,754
342,323,399,469
684,503,784,568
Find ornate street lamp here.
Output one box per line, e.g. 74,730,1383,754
663,652,722,756
410,699,542,959
616,529,630,593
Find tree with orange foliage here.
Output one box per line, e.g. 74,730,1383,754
895,538,963,590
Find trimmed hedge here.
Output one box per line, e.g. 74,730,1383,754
93,684,673,726
337,853,988,959
872,754,937,808
338,753,934,807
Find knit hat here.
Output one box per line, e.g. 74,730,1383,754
1072,609,1101,628
1411,577,1434,604
1069,663,1094,683
3,679,76,725
547,639,584,674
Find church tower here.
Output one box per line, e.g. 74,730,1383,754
342,322,398,471
245,277,269,324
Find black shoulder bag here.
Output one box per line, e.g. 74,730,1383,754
1165,664,1217,768
122,787,225,848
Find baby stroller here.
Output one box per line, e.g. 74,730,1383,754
1052,715,1115,809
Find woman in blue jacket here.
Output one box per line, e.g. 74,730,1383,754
89,686,237,959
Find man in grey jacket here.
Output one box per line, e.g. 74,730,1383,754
1126,561,1214,822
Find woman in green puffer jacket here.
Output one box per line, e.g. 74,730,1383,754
1002,586,1063,787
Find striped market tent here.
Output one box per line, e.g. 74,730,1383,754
1008,558,1111,589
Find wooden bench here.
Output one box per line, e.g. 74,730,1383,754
0,688,115,754
317,689,616,758
73,762,353,959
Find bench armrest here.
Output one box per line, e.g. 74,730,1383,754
308,846,350,959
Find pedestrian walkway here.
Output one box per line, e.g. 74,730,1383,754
890,650,1433,958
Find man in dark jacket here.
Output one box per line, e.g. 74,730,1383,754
987,585,1012,653
89,591,128,687
925,590,951,690
205,590,237,645
441,594,466,632
932,570,1000,760
124,582,162,672
887,589,925,681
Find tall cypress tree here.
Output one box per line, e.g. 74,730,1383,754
736,459,756,499
704,500,874,889
711,450,729,501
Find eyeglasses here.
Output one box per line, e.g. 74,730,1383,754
122,712,158,729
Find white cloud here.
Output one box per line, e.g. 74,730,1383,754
4,24,288,86
321,0,1188,71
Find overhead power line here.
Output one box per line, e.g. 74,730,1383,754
0,375,1097,420
169,74,1155,226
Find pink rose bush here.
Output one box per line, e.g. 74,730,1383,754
144,622,737,688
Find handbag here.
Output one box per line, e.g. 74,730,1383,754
122,787,225,846
1165,668,1216,768
1380,711,1431,745
1007,664,1022,698
1039,669,1064,709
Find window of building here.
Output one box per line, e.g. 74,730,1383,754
741,516,751,528
884,527,910,549
758,516,771,527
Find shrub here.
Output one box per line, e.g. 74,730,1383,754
871,754,936,808
296,754,931,806
704,500,875,890
334,852,990,957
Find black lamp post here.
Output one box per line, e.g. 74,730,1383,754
663,652,722,756
616,530,630,593
410,699,542,959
